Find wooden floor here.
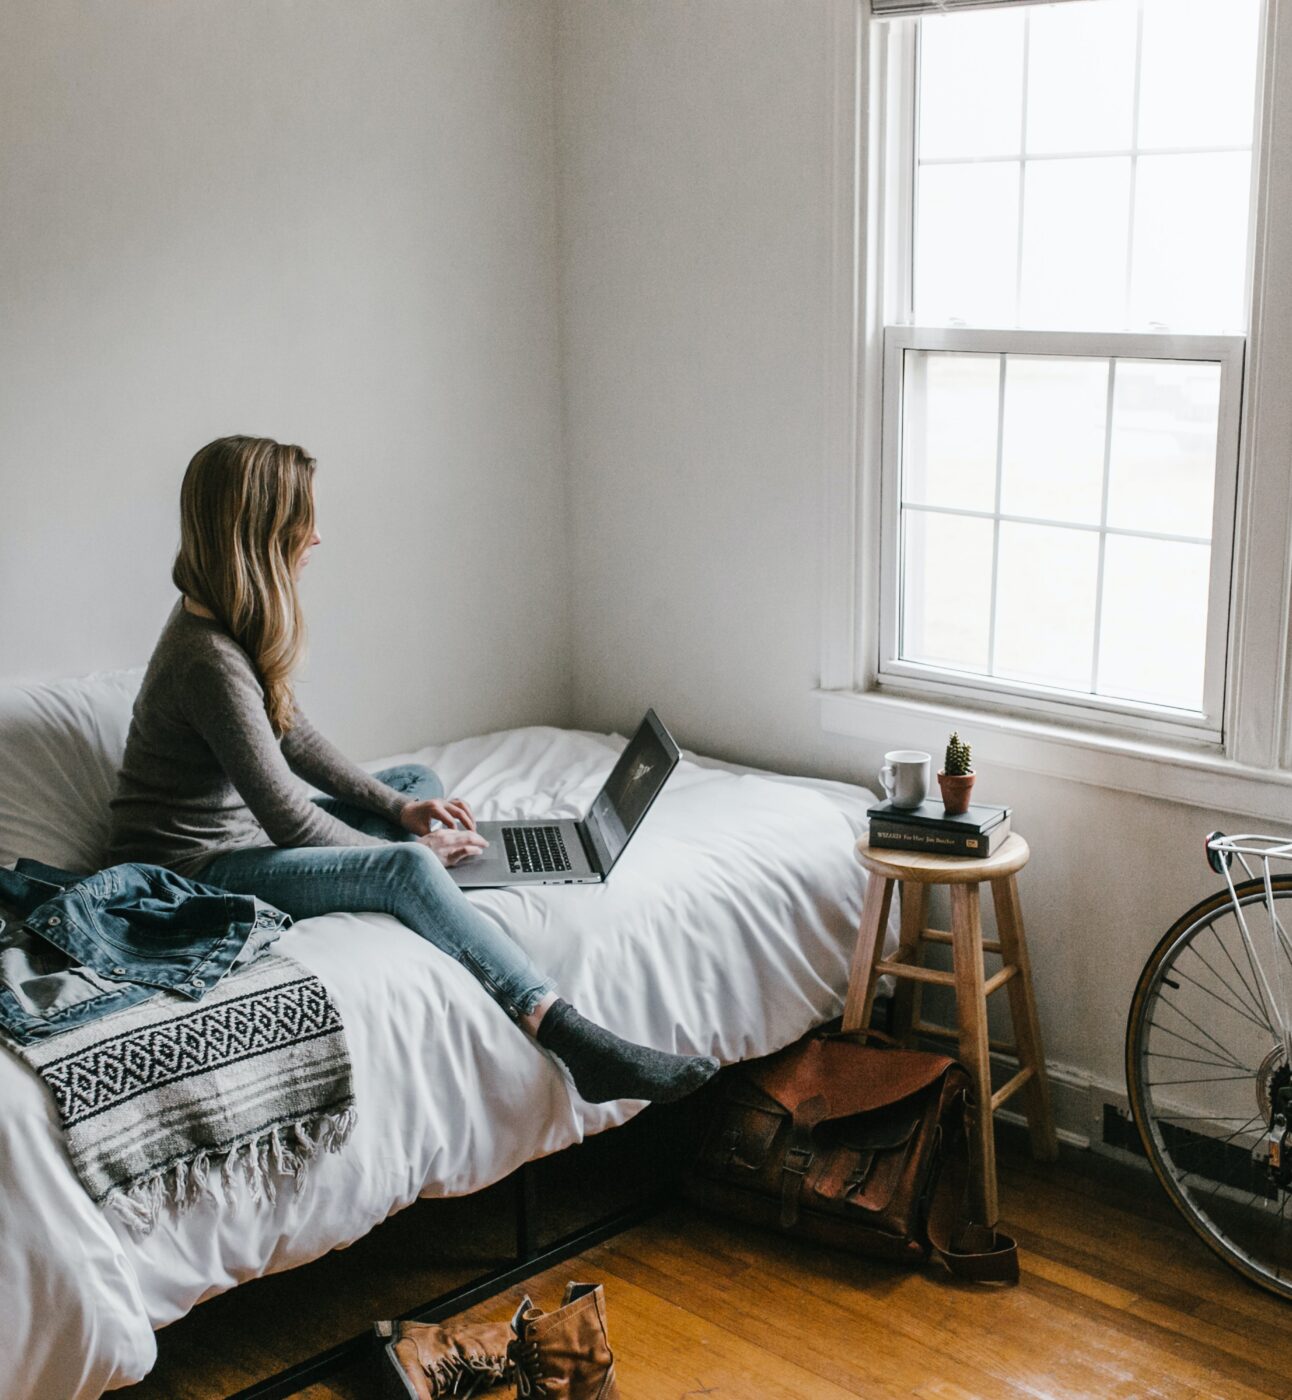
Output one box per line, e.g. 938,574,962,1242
125,1136,1292,1400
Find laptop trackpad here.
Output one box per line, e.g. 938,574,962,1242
446,832,510,887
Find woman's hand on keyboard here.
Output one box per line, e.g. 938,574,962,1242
401,797,477,835
417,828,489,867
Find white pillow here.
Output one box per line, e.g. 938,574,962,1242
0,669,143,873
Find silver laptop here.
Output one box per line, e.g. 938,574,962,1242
448,709,680,888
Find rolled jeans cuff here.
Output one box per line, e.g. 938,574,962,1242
513,977,557,1019
456,949,555,1020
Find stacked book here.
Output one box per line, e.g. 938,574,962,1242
867,799,1011,858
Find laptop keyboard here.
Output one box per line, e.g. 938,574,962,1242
504,825,573,875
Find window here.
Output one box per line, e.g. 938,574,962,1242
875,0,1262,742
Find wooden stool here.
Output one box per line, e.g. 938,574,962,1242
842,832,1058,1226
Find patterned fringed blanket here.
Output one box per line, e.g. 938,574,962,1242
13,953,355,1233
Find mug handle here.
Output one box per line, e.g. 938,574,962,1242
880,764,895,800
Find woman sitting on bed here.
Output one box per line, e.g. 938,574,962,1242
104,434,718,1105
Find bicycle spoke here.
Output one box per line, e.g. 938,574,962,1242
1209,1180,1271,1211
1170,1112,1260,1156
1209,919,1272,1027
1187,939,1270,1029
1145,1052,1254,1069
1170,1114,1263,1188
1146,1020,1248,1072
1148,1074,1254,1086
1154,1122,1257,1177
1151,1001,1251,1071
1173,963,1272,1034
1230,904,1288,1044
1153,1113,1250,1121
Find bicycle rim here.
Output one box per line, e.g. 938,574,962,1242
1127,876,1292,1301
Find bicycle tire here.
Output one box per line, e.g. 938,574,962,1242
1126,874,1292,1302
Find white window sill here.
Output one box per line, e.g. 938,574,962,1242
816,688,1292,824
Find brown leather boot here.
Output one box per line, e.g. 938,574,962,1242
508,1282,620,1399
374,1316,515,1399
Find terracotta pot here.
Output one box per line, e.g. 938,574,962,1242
937,771,975,816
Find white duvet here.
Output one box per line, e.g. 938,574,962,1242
0,696,882,1400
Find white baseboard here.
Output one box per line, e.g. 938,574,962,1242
997,1055,1162,1173
992,1053,1096,1150
919,1041,1142,1158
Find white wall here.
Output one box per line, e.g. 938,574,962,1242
557,0,847,779
0,0,570,758
3,0,1280,1124
554,0,1286,1126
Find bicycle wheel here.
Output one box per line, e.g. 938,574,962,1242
1127,875,1292,1301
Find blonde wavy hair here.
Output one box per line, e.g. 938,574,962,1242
172,436,317,736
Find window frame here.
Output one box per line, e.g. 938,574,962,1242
817,0,1292,819
875,4,1256,747
879,325,1246,745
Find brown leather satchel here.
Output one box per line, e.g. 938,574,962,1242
686,1028,1018,1283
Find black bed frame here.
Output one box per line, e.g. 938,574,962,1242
224,1095,700,1400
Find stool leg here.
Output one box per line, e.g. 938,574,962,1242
891,882,927,1046
842,874,895,1033
950,882,997,1227
991,873,1059,1161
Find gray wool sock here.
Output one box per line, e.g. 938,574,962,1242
535,999,719,1104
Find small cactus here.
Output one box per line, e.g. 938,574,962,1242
944,732,973,776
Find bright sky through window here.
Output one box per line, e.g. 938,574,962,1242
888,0,1258,721
913,0,1261,332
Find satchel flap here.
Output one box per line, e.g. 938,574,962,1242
749,1036,953,1122
701,1084,787,1174
805,1098,925,1212
839,1098,923,1153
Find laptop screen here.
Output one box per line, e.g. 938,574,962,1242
586,710,679,869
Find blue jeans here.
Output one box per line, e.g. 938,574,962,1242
200,764,555,1019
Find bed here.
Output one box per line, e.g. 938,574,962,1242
0,670,887,1400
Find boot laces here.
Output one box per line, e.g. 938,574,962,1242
510,1338,543,1398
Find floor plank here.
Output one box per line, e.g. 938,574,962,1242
122,1137,1292,1400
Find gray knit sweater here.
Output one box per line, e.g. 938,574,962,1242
106,601,408,876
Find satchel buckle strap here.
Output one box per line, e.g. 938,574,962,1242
720,1127,740,1173
783,1146,813,1176
779,1145,813,1229
845,1152,875,1197
779,1094,830,1231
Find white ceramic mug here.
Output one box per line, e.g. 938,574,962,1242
880,750,930,810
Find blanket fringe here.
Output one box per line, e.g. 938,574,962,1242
102,1104,357,1235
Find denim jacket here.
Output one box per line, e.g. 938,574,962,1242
0,859,289,1045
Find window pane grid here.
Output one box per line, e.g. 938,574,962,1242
1088,358,1118,694
912,0,1260,332
898,348,1223,714
1011,22,1030,327
917,144,1254,167
1120,2,1145,331
900,501,1209,550
986,353,1006,676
